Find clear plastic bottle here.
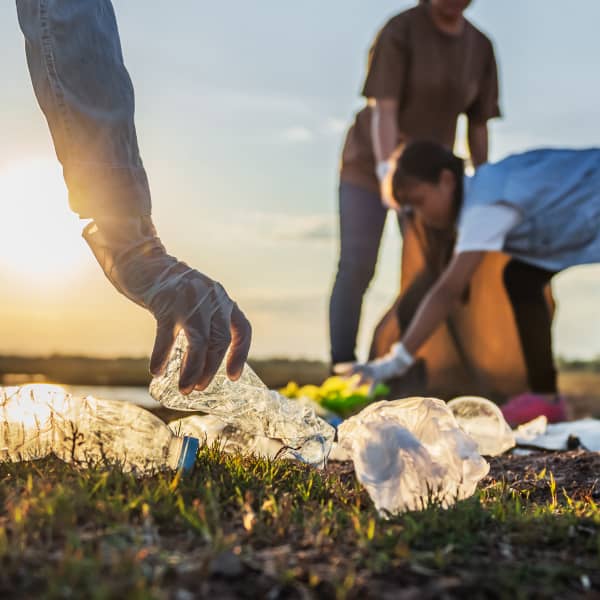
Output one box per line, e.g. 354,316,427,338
447,396,515,457
150,332,335,466
168,415,284,459
0,384,198,474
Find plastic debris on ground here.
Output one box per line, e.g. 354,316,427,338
448,396,516,456
516,416,600,451
150,332,335,467
0,384,198,474
168,415,284,459
280,376,390,419
337,398,490,515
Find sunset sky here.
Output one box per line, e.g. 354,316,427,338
1,0,600,360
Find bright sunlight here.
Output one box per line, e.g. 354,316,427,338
0,158,89,280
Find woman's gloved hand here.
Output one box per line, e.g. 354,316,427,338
335,342,414,387
83,216,252,394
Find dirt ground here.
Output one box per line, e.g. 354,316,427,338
485,450,600,502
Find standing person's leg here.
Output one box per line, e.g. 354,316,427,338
503,260,557,393
16,0,150,218
329,182,387,365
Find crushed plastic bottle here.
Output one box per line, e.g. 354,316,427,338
168,415,284,459
447,396,515,457
337,397,489,515
150,331,335,466
0,384,198,474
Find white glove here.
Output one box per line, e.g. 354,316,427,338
376,160,400,211
83,216,252,393
338,342,415,386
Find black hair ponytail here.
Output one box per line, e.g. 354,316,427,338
392,140,465,217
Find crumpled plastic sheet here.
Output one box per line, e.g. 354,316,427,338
447,396,516,457
516,416,600,451
337,398,490,515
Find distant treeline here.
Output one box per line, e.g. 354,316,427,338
556,357,600,373
0,355,329,389
1,353,596,389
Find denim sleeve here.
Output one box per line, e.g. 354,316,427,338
16,0,151,218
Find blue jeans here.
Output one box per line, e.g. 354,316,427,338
16,0,150,218
329,182,401,364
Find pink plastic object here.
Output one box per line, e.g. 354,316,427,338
500,393,568,427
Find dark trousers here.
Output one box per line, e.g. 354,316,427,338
503,260,557,394
329,182,399,364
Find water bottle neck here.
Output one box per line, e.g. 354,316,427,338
168,435,199,472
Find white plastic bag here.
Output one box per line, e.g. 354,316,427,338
337,398,489,515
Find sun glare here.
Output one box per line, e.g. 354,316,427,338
0,158,89,280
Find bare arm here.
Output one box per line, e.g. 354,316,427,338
371,98,403,208
371,98,400,163
402,252,485,355
468,121,489,167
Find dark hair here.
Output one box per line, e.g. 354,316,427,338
392,140,465,217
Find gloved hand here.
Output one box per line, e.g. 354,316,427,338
83,216,252,393
336,342,415,387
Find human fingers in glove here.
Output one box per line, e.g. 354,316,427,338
334,342,414,387
84,216,252,393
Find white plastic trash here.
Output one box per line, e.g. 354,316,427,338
448,396,516,456
337,397,489,515
515,416,600,451
150,331,335,466
0,384,198,474
168,415,283,459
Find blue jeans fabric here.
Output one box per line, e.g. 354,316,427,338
16,0,151,218
329,182,400,364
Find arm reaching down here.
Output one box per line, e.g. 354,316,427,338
17,3,252,392
349,252,485,384
84,217,252,394
401,251,485,354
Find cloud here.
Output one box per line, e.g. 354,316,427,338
243,289,325,315
278,116,348,145
268,214,335,242
322,117,348,135
280,126,315,143
200,211,336,244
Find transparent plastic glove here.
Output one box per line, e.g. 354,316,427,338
337,343,414,387
83,217,251,392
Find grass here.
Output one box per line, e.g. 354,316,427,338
0,447,598,599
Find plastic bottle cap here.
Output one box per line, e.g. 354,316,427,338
177,436,199,473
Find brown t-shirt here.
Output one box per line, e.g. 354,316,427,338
340,4,501,193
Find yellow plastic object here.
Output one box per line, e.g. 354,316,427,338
280,377,390,418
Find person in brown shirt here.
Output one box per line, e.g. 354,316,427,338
329,0,500,366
